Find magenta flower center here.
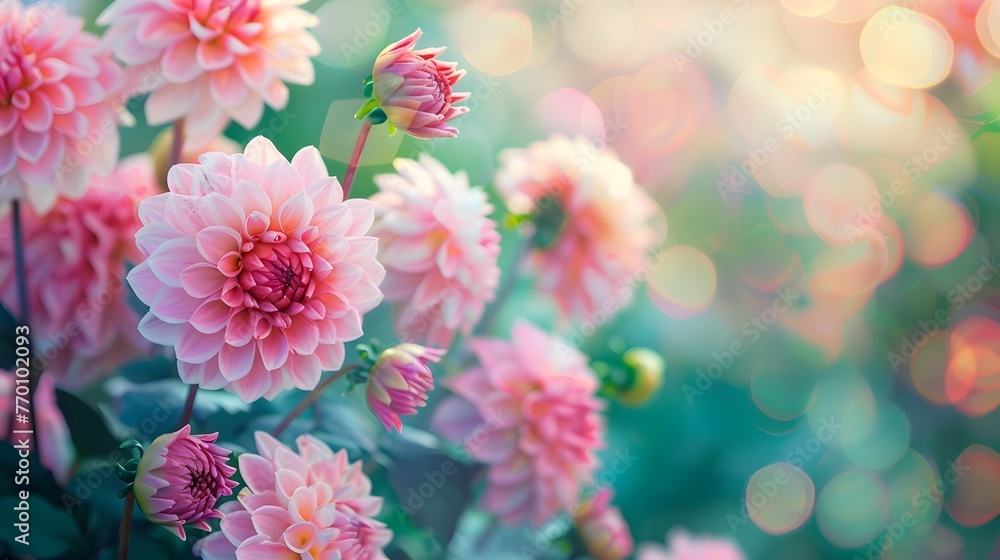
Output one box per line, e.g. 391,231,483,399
167,438,231,521
226,235,315,320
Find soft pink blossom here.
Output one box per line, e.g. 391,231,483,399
133,424,238,540
0,155,156,389
494,135,664,319
372,29,470,139
98,0,319,150
0,371,75,483
371,155,500,346
637,530,746,560
0,0,124,214
126,137,384,402
366,343,445,432
432,321,604,526
193,432,391,560
575,489,634,560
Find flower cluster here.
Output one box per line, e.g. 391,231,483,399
193,432,391,559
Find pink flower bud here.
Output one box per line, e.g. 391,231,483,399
371,29,470,139
365,343,445,431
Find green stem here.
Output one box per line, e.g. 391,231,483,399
342,120,372,199
272,366,360,437
118,493,135,560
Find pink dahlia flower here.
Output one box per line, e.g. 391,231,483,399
432,321,605,526
193,432,391,560
98,0,319,150
133,425,238,540
0,0,124,214
126,137,384,402
365,343,445,432
494,135,664,319
371,29,470,139
575,489,634,560
0,155,156,389
0,371,75,484
371,155,500,347
637,530,745,560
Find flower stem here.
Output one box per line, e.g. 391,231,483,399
10,200,28,325
474,236,531,336
177,385,197,429
118,493,135,560
272,365,360,437
169,118,185,168
342,120,372,199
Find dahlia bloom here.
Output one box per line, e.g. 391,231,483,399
0,372,75,483
0,155,156,389
574,489,634,560
98,0,319,150
127,137,384,402
637,530,745,560
151,129,242,190
371,155,500,346
133,425,238,540
193,432,391,560
494,135,664,319
432,321,605,526
371,29,470,139
0,0,123,214
365,343,445,432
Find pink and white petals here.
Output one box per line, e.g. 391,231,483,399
99,0,320,150
192,432,391,560
0,0,124,214
432,321,605,527
127,137,384,402
371,29,470,139
371,155,501,347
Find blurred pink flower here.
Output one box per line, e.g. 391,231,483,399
0,372,75,484
365,343,445,432
371,155,500,346
575,489,634,560
133,424,238,540
372,29,470,139
494,135,664,320
0,155,156,389
98,0,319,150
637,530,745,560
126,137,384,402
0,0,124,214
432,320,604,526
193,432,391,560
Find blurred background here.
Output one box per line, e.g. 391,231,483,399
36,0,1000,558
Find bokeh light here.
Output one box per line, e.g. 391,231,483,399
746,462,816,535
648,245,717,319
